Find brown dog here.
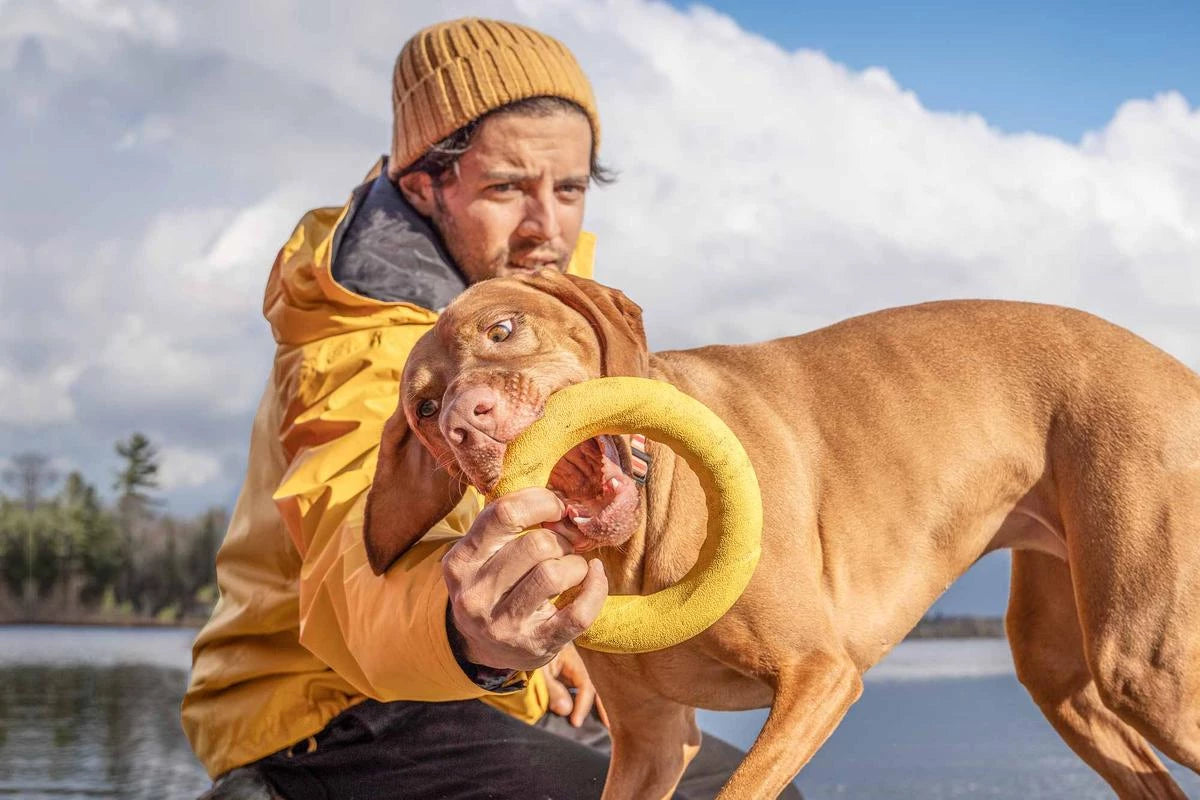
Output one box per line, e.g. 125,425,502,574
365,271,1200,799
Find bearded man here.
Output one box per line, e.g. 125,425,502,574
183,17,801,800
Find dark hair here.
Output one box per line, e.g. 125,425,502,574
401,96,616,186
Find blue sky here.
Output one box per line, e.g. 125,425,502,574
669,0,1200,141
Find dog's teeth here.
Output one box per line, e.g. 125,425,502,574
572,516,592,525
609,477,621,491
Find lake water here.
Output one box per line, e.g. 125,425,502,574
1,626,1197,799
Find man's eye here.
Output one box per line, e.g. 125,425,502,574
417,399,439,418
489,183,516,193
487,319,514,343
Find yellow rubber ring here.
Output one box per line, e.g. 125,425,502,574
492,377,763,654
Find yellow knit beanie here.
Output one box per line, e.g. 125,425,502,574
389,18,600,178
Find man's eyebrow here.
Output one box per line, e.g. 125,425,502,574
480,170,531,182
479,171,591,184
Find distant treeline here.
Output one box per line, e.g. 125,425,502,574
1,434,1008,636
907,613,1005,639
0,434,224,626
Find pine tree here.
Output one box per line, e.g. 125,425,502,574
113,433,160,607
113,433,159,517
61,472,121,607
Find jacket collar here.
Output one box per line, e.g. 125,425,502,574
330,160,468,311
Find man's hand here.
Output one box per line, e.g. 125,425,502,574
443,487,608,671
543,642,609,728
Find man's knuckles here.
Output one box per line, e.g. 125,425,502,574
515,528,571,564
525,555,589,595
489,495,527,532
488,489,563,534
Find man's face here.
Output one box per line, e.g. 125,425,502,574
400,108,593,283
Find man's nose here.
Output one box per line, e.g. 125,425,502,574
518,186,561,241
442,386,500,445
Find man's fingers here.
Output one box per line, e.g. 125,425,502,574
496,554,591,622
444,488,565,594
543,558,608,642
456,487,564,557
475,527,574,595
441,492,607,673
544,671,574,717
569,682,595,728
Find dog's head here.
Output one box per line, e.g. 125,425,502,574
364,272,650,574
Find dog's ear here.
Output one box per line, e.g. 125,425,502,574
363,401,466,575
522,272,650,377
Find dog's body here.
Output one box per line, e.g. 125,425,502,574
368,273,1200,799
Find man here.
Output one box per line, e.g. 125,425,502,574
183,17,802,800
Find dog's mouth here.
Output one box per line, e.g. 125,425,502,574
463,432,641,552
545,435,641,550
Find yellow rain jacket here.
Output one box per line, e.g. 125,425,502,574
182,163,597,778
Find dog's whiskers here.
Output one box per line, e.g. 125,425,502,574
433,451,462,475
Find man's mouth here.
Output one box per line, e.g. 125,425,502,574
507,254,563,272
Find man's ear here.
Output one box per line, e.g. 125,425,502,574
363,401,466,575
521,272,650,378
396,171,438,217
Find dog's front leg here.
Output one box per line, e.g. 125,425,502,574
582,652,699,800
717,650,862,800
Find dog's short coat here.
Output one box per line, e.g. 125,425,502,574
366,272,1200,799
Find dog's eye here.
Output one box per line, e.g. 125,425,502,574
486,319,514,343
416,399,439,419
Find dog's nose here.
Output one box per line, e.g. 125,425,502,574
444,386,501,444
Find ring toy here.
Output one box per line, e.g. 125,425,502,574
492,376,762,654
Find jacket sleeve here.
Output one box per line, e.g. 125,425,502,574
271,324,514,701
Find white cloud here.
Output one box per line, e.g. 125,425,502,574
0,362,79,425
115,112,174,150
1,0,178,71
156,445,221,491
2,0,1199,518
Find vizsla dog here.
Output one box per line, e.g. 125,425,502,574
366,271,1200,799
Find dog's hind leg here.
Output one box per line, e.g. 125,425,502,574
1007,550,1187,799
1055,421,1200,778
714,650,861,800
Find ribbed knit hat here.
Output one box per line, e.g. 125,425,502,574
389,18,600,178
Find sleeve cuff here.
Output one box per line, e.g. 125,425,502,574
418,551,532,697
443,602,526,694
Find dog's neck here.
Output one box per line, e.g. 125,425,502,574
595,357,715,597
595,436,712,597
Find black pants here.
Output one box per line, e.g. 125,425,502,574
201,699,803,800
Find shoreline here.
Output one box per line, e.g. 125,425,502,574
1,615,1006,638
0,617,206,629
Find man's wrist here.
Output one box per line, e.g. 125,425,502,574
444,603,526,693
